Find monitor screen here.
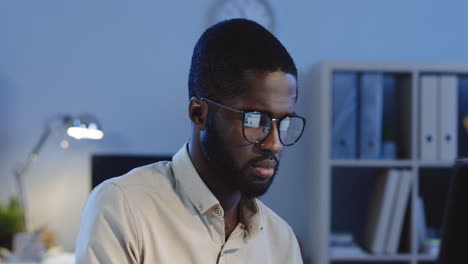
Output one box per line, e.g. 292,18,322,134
437,158,468,264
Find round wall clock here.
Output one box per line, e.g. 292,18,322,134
213,0,275,32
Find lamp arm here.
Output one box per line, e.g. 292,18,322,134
13,126,52,232
15,127,52,177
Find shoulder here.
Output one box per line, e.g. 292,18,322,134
106,160,174,186
96,160,175,196
255,199,291,229
253,199,303,262
255,199,296,239
85,161,176,215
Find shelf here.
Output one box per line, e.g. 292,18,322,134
330,253,412,262
330,254,437,262
416,254,438,261
331,160,413,168
418,161,455,168
329,253,438,262
330,159,457,168
308,61,466,264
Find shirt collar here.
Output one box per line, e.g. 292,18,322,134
240,198,264,238
172,143,219,215
172,143,264,237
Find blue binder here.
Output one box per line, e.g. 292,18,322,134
359,73,384,159
459,77,468,157
382,75,397,159
332,72,358,159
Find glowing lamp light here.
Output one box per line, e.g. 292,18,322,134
64,115,104,140
67,127,104,140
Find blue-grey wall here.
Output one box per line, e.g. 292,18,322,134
1,0,468,254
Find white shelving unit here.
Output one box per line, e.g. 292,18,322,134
307,61,468,264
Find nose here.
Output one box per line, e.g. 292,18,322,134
258,122,284,154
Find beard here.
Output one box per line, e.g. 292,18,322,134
200,117,278,199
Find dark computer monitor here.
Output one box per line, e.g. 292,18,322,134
437,158,468,264
91,154,172,189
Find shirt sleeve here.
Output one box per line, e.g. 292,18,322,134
288,228,304,264
75,182,140,264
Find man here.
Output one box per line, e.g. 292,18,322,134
76,19,306,263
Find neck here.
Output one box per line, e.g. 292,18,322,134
188,139,242,211
188,139,243,239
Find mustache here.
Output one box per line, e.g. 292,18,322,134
249,155,279,169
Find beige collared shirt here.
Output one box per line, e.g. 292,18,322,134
75,143,303,264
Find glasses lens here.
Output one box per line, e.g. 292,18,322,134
279,116,304,145
243,112,271,143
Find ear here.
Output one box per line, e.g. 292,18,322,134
189,97,208,130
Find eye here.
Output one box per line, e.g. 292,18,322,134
280,117,290,131
244,112,261,128
259,114,271,127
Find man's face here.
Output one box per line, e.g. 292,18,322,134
200,71,297,198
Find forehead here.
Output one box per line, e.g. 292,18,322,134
231,71,297,115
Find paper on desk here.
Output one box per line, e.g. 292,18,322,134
42,253,75,264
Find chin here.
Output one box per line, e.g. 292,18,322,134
239,175,275,199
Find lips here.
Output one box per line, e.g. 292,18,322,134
255,167,275,178
252,158,278,179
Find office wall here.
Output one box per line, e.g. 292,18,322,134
1,0,468,254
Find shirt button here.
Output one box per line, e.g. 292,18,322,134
197,203,203,211
214,207,221,215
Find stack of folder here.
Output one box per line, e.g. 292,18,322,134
332,72,468,160
362,169,413,254
332,72,398,159
419,75,465,162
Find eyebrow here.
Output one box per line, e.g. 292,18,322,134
237,107,298,118
203,97,298,118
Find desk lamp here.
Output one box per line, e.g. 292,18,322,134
13,114,104,231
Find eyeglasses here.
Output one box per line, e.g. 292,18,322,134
200,97,306,146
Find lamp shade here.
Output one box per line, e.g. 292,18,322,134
64,115,104,140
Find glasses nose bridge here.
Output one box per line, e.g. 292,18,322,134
260,118,284,153
270,117,280,124
269,118,283,135
268,117,282,133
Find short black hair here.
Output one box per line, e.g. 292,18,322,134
188,19,297,102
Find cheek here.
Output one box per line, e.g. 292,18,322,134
220,121,254,165
218,119,246,145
